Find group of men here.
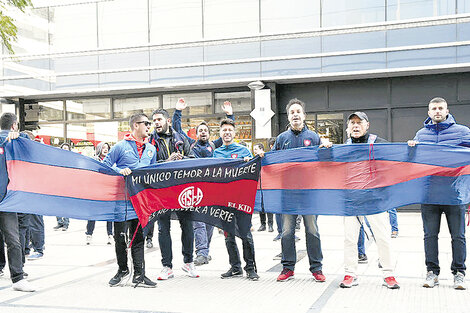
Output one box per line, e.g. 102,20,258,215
0,95,468,292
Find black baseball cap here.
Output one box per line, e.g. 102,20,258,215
347,112,369,122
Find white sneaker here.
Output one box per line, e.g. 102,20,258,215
182,262,200,278
157,266,174,280
107,235,113,245
12,279,36,292
86,235,92,245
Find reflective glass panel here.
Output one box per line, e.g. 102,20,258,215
150,47,203,66
317,113,344,144
261,0,320,33
163,92,212,116
149,0,202,44
387,0,456,21
204,62,260,81
458,0,470,13
67,122,120,157
387,24,456,47
99,51,149,70
215,92,252,113
322,31,386,53
50,3,97,52
54,74,99,90
66,98,111,120
322,53,386,73
457,46,470,63
150,67,204,84
36,123,65,147
204,0,259,39
12,8,49,54
98,0,148,48
322,0,385,28
261,58,321,77
99,71,149,88
24,101,63,123
261,37,321,57
204,42,260,62
387,47,456,68
114,97,160,119
52,55,99,73
457,23,470,41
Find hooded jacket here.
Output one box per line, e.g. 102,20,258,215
413,114,470,147
103,135,156,173
148,127,192,161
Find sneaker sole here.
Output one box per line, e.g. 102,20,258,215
340,282,358,288
313,278,326,283
109,274,130,287
383,283,400,289
247,277,259,281
221,273,243,279
423,282,438,288
277,276,294,282
157,275,174,281
133,282,157,288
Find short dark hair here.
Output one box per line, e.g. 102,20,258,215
220,118,235,129
267,137,276,148
285,98,306,114
129,113,148,130
196,121,210,134
429,97,447,105
254,143,265,151
0,113,18,131
152,108,170,120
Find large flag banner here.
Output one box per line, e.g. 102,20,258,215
126,157,261,237
256,143,470,215
0,137,133,221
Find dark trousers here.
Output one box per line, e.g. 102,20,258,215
143,221,155,240
421,204,466,275
29,214,45,254
157,212,194,268
224,231,256,272
260,212,273,226
0,212,24,283
113,219,145,276
0,231,5,270
56,217,69,227
17,213,30,264
86,221,113,236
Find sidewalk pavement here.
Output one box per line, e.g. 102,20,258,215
0,212,468,313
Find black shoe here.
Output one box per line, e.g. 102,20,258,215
268,225,274,232
257,224,266,232
358,254,368,264
109,269,130,286
221,268,243,279
246,270,259,281
132,274,157,288
22,272,28,278
53,225,63,231
146,239,153,249
61,226,68,231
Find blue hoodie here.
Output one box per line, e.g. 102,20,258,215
103,135,156,173
413,114,470,147
273,126,321,150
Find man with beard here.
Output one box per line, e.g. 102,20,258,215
103,113,156,288
148,108,198,280
172,98,234,265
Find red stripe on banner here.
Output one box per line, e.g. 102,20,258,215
259,160,470,190
7,160,126,201
130,180,258,226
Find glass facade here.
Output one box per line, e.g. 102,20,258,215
2,0,470,96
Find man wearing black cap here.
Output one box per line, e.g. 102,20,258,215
339,112,400,289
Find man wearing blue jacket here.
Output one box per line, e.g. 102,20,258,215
103,113,156,288
408,97,470,290
172,98,234,265
213,118,259,281
273,98,332,283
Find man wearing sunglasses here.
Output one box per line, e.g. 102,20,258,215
103,113,157,288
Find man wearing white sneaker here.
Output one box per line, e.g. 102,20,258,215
408,97,470,290
149,108,199,280
340,112,399,289
0,113,36,292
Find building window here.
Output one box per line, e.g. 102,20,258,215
66,122,120,157
317,113,344,144
322,0,385,28
387,0,456,21
66,99,111,120
114,97,160,119
163,92,212,116
260,0,320,33
215,91,252,113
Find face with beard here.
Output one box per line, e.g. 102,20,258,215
428,101,449,124
153,113,169,134
196,124,210,142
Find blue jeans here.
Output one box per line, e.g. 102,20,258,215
0,212,25,283
388,209,398,232
29,215,45,254
56,217,69,227
281,214,323,272
193,221,214,257
275,214,283,234
357,217,371,256
86,220,113,236
421,204,466,275
157,212,194,268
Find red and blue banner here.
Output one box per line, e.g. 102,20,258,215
255,143,470,215
0,137,132,221
126,158,261,237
